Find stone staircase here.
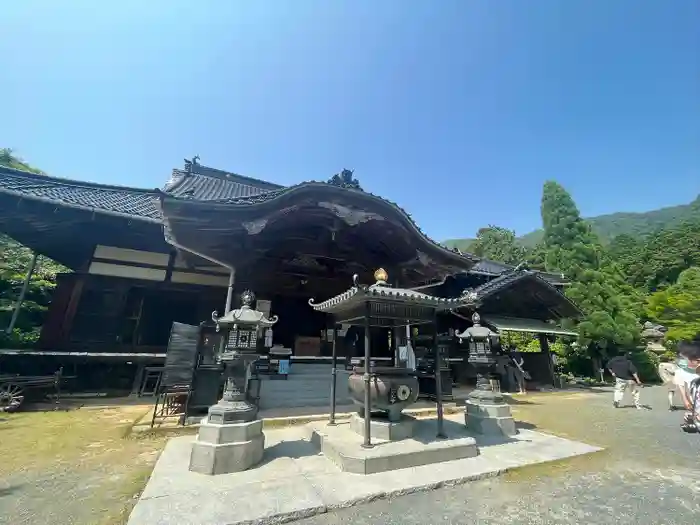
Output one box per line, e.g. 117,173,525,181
258,362,352,411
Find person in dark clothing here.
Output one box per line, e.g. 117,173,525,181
508,348,528,394
607,352,642,409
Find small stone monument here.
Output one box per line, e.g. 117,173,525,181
456,313,517,436
189,290,278,475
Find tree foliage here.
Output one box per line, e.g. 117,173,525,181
0,149,64,348
469,226,527,265
0,148,45,174
646,267,700,345
610,220,700,293
540,181,640,359
0,236,65,348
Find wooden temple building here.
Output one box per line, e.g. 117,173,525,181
0,159,580,406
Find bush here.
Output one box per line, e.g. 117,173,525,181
629,347,660,383
0,327,41,349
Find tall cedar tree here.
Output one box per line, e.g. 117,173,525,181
540,181,640,368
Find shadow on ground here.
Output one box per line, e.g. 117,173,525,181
261,438,321,464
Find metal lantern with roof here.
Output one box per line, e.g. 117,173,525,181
206,290,278,425
309,268,462,447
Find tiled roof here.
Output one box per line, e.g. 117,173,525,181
460,268,582,317
160,180,479,267
163,164,284,201
0,166,161,221
470,259,567,284
308,278,464,313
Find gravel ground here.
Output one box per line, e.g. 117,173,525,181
0,404,164,525
298,386,700,525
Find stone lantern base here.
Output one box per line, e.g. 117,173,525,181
464,375,517,437
464,399,517,437
189,418,265,475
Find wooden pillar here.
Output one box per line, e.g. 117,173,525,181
538,333,556,388
58,275,86,347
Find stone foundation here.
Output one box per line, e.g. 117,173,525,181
464,400,517,436
189,419,265,475
349,413,416,441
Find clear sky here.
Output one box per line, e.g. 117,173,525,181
2,1,698,241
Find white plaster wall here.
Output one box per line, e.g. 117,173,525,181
93,245,170,266
88,261,167,281
170,271,229,287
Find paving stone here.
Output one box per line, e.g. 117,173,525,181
128,413,602,525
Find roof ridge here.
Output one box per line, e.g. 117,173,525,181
0,165,159,195
191,164,285,189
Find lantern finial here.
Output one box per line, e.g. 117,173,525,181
240,290,256,308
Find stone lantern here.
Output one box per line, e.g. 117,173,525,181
189,290,278,475
456,312,516,436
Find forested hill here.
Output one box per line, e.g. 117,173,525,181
0,148,44,174
444,193,700,251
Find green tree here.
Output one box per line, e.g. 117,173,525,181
540,181,641,370
646,267,700,345
0,148,45,174
0,236,64,347
0,150,64,347
469,225,528,265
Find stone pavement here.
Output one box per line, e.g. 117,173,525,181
127,415,601,525
297,386,700,525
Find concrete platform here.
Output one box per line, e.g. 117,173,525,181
128,414,603,525
312,418,478,474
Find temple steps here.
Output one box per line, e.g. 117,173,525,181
258,363,352,410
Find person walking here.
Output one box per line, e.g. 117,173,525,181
658,361,682,410
678,337,700,431
607,352,642,409
508,348,528,394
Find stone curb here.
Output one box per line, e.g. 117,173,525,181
130,405,465,436
229,448,604,525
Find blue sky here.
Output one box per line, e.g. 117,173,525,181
2,1,698,241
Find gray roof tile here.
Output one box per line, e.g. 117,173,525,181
163,164,284,201
0,166,161,221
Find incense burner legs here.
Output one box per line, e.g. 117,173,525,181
189,358,265,475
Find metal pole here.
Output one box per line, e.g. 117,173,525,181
224,268,236,314
362,302,373,448
433,312,446,438
5,252,39,334
329,322,339,425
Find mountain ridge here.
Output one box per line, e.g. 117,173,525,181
444,194,700,251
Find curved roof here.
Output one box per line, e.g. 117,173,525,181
158,180,478,269
0,163,567,286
